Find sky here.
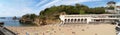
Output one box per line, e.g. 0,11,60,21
0,0,120,17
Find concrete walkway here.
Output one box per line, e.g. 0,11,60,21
0,27,16,35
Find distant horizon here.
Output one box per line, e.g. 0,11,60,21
0,0,120,17
0,16,20,18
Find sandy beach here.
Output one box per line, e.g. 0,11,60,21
6,24,116,35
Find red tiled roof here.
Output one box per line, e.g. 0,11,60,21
117,6,120,8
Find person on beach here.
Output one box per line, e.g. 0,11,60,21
26,32,29,35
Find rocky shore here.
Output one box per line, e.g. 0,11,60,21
19,16,61,26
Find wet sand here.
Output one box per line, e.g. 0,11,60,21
6,24,116,35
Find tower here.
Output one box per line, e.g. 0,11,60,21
107,1,116,7
105,1,117,14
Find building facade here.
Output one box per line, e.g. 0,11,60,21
105,1,120,14
116,6,120,13
59,1,120,24
59,14,120,24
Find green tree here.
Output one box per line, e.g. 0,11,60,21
107,6,114,10
80,10,85,14
22,14,37,20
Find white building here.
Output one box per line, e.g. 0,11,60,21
59,1,120,24
59,14,120,24
105,1,120,14
107,1,116,7
116,6,120,13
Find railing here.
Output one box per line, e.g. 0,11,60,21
0,30,5,35
0,26,17,35
3,27,17,35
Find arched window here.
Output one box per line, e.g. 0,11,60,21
81,19,83,21
75,19,77,21
85,19,87,21
71,19,73,22
78,19,80,21
68,19,70,22
65,19,67,22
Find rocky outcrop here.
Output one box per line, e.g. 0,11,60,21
33,18,42,26
19,18,61,26
19,12,64,26
33,18,61,26
0,22,4,26
19,17,34,24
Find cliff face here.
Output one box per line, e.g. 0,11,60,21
33,18,42,26
19,17,61,26
45,19,61,24
19,12,65,26
33,18,61,26
19,18,33,24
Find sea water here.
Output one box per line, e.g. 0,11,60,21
0,17,21,26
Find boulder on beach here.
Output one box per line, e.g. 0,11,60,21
0,22,4,26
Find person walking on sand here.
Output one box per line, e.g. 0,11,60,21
26,32,29,35
118,32,120,35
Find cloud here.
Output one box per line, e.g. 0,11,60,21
55,0,102,5
0,0,39,17
36,0,60,11
0,0,119,17
37,0,102,11
0,7,39,17
0,0,103,17
36,0,49,7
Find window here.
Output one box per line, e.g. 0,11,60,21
81,19,83,21
75,19,77,21
78,19,80,21
85,19,87,21
65,19,67,22
71,19,73,22
68,19,70,22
